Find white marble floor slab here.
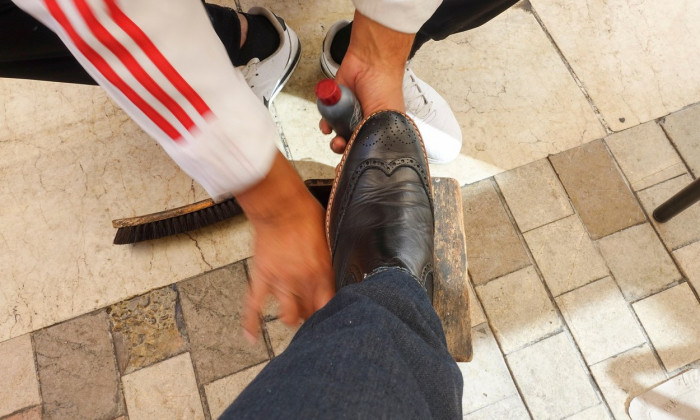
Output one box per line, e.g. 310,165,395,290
0,79,254,342
531,0,700,131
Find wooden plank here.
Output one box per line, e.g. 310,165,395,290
432,177,472,362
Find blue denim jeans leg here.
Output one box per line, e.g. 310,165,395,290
220,267,463,419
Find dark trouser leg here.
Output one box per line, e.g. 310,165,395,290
0,0,95,84
221,268,463,419
0,1,243,84
411,0,520,56
330,0,519,62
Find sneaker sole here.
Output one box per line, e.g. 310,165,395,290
265,38,302,107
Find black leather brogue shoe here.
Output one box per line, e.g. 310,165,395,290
326,110,434,294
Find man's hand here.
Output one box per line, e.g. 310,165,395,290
236,152,334,341
319,11,415,153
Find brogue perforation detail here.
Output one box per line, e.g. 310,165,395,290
330,157,434,256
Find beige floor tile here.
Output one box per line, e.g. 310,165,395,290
458,325,519,414
462,179,530,285
463,395,530,420
674,241,700,294
605,122,686,191
0,78,254,343
530,0,700,131
495,159,573,233
638,174,700,250
476,267,561,354
122,353,204,420
633,283,700,372
265,319,300,357
590,345,667,420
33,312,124,420
550,140,646,240
661,104,700,176
204,362,267,419
469,279,487,327
524,215,609,296
414,4,605,183
566,404,612,420
1,406,42,420
507,333,599,420
556,278,645,365
597,224,681,301
178,263,268,385
108,286,186,375
0,335,40,418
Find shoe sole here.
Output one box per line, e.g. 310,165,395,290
324,111,434,248
265,37,302,107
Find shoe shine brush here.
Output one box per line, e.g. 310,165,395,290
315,78,363,140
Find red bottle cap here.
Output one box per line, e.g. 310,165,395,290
315,78,342,105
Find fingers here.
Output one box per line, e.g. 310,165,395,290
330,137,347,154
243,274,268,343
319,118,332,135
319,119,348,154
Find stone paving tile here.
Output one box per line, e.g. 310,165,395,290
566,404,612,420
661,104,700,176
0,335,40,418
507,333,599,420
463,395,530,420
1,406,42,420
495,159,574,233
458,324,520,414
530,0,700,131
632,283,700,372
524,215,609,296
107,286,186,375
605,122,686,191
122,353,204,420
590,344,666,420
265,320,300,357
178,262,269,385
476,267,561,354
550,140,646,240
638,174,700,250
556,277,646,365
674,241,700,294
468,278,487,327
462,179,530,285
33,311,124,420
204,362,268,419
597,224,681,301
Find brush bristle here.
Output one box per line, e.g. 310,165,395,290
113,199,243,244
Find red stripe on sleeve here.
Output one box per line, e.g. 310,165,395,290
74,0,197,132
104,0,211,117
43,0,182,140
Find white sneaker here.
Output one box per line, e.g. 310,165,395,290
238,7,301,108
320,20,463,164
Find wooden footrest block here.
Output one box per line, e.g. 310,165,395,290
432,177,472,362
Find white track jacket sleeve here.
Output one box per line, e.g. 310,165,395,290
352,0,442,33
11,0,440,200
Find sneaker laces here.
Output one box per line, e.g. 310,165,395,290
403,69,436,122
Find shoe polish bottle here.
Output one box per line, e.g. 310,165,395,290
315,78,363,140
